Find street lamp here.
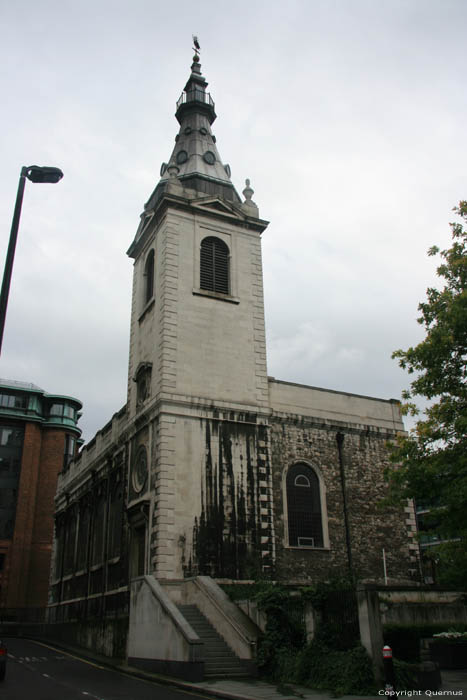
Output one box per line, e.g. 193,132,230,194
0,165,64,354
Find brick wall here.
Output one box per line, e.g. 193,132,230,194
4,424,66,608
28,429,66,607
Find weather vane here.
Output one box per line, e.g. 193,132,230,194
192,35,200,58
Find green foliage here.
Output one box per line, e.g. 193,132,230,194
222,580,372,695
393,658,420,690
299,574,355,609
220,582,271,602
425,541,467,587
388,201,467,581
295,640,376,696
254,583,306,677
301,577,359,651
384,623,467,662
243,581,373,695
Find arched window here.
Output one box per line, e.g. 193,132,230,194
286,463,324,547
143,250,155,305
200,236,229,294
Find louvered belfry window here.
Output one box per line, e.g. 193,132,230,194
200,236,230,294
286,463,324,547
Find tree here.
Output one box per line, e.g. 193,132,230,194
388,201,467,585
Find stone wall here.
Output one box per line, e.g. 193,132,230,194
167,410,274,580
270,414,416,583
379,589,467,626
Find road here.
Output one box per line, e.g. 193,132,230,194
2,638,211,700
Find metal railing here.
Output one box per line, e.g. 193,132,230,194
176,90,215,110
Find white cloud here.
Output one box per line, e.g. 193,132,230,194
1,0,466,441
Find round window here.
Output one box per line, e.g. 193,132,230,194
203,151,216,165
132,446,148,493
176,150,188,165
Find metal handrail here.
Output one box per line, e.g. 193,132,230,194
176,90,215,110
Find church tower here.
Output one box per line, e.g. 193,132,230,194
125,48,274,580
51,50,415,648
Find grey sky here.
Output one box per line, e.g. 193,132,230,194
1,0,466,442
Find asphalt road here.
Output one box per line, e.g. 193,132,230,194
2,638,212,700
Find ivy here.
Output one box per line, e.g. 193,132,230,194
295,641,376,696
222,580,375,695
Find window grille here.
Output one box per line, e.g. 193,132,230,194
286,463,324,547
200,236,229,294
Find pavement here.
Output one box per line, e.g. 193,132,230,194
20,637,467,700
132,668,467,700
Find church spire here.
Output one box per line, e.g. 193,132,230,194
175,39,216,126
153,40,240,205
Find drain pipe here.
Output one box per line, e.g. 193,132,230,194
336,432,353,578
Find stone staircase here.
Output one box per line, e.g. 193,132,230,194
178,604,250,677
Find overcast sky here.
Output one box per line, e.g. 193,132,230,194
1,0,466,443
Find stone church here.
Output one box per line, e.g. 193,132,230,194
49,49,418,673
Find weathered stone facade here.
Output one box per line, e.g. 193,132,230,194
49,52,418,627
270,410,413,582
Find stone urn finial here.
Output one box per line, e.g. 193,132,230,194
243,178,254,203
167,163,180,179
241,178,258,215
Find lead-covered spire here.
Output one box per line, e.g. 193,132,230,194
154,44,240,204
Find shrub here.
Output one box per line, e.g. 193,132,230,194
254,583,306,678
295,640,376,696
393,658,420,690
223,578,374,695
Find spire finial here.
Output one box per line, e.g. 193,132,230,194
192,35,200,62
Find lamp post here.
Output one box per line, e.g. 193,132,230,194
0,165,63,355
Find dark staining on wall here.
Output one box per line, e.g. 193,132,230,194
50,450,130,620
188,413,413,584
190,417,271,579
